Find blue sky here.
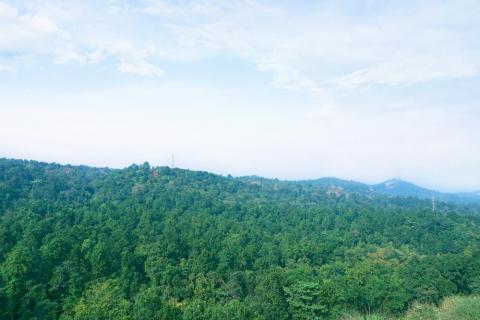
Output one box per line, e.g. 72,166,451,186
1,0,479,192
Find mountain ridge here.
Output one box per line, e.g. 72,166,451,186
2,157,479,205
300,177,480,204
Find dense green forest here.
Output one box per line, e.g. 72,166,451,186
0,158,479,319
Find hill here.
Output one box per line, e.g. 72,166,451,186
372,179,480,204
289,177,480,205
0,158,479,320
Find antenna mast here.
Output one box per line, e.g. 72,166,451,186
432,195,436,212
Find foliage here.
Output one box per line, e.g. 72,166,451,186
0,158,480,319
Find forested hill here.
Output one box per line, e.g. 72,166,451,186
251,176,480,205
1,158,480,319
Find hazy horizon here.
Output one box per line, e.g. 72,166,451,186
1,0,480,192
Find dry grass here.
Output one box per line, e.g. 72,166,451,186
339,296,480,320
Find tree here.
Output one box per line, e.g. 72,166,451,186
285,280,340,320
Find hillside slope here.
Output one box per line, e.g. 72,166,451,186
0,158,479,320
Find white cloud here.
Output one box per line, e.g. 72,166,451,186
118,59,163,76
0,63,16,72
143,0,196,17
0,1,67,52
54,45,86,64
0,1,165,76
3,1,480,86
86,49,107,64
137,0,480,94
335,56,478,86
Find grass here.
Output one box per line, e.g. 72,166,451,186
403,302,438,320
439,295,480,320
340,295,480,320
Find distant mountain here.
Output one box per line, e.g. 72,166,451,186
300,177,480,205
372,179,480,204
373,179,439,198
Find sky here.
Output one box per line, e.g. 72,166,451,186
1,0,479,192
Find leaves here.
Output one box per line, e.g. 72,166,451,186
0,158,479,319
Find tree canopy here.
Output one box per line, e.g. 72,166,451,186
0,158,479,319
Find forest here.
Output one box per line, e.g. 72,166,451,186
0,158,479,319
